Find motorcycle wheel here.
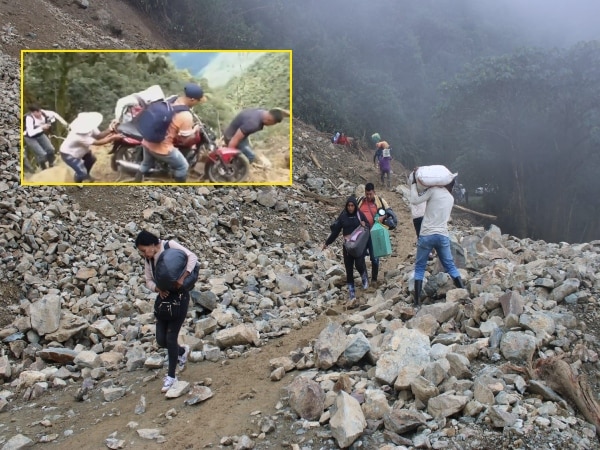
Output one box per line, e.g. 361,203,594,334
205,154,251,183
111,145,143,174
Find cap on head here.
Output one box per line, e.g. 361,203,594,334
184,83,204,100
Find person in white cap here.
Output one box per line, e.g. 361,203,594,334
59,112,122,182
111,84,165,126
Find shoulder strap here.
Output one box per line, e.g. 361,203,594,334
357,196,365,207
357,210,365,224
376,196,389,210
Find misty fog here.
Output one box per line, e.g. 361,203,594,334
133,0,600,243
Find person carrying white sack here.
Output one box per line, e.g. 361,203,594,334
409,166,464,307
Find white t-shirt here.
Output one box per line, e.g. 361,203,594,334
59,128,101,159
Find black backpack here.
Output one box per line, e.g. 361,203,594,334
148,241,200,292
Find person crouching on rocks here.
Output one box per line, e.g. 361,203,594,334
135,230,198,394
322,197,370,309
59,112,122,183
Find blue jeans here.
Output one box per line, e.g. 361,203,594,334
61,152,96,182
140,146,189,181
237,137,255,163
25,134,55,166
414,234,461,281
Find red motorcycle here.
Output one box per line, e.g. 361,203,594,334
109,112,250,183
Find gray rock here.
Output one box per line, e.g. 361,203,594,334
287,376,325,420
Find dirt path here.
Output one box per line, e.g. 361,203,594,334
14,164,419,449
36,312,337,449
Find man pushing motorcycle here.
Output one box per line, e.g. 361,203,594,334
223,108,288,165
131,83,207,183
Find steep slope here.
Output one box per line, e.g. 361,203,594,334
1,3,600,450
0,0,171,58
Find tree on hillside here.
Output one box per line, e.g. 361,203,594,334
23,52,193,128
433,42,600,242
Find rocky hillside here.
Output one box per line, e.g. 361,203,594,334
2,3,600,450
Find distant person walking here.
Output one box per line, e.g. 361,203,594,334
379,147,392,188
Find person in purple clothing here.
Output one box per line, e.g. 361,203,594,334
222,108,285,164
379,147,392,188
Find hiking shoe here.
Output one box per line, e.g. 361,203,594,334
178,345,190,371
361,272,369,289
161,375,177,393
348,284,356,300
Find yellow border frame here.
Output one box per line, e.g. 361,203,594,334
20,49,293,187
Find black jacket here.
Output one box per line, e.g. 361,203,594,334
325,197,369,246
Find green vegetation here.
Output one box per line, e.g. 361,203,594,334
23,52,193,128
23,51,290,143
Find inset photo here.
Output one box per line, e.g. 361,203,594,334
21,50,292,186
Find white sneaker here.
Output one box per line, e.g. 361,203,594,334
178,345,190,371
161,375,177,393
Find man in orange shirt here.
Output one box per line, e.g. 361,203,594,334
134,83,206,183
357,182,390,286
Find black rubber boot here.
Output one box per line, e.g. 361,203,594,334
39,161,47,170
452,277,465,288
414,280,422,307
174,176,187,183
371,262,379,283
134,171,144,183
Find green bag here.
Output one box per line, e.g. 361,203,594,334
370,213,392,258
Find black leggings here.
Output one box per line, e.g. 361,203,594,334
155,292,189,377
343,246,367,284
